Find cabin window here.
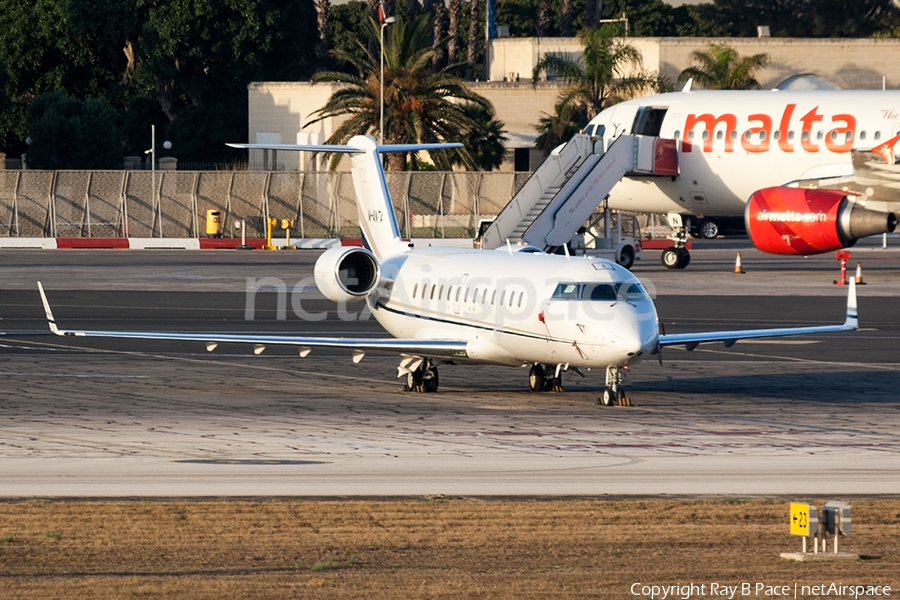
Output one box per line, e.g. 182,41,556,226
673,130,681,139
830,131,837,141
773,131,780,140
701,130,709,141
412,283,418,298
846,131,854,141
817,131,824,140
456,287,461,302
500,291,506,306
518,292,524,308
464,288,470,303
687,130,695,140
491,290,497,305
801,131,810,141
430,285,437,300
788,131,795,141
730,130,737,140
860,131,867,141
716,130,723,140
875,131,882,141
439,285,444,300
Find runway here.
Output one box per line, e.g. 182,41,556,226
1,242,898,496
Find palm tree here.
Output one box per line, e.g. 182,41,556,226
532,28,656,145
308,14,502,170
679,44,769,90
534,98,585,154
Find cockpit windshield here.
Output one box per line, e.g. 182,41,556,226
551,281,650,302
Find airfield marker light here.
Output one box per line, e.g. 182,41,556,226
264,218,277,250
281,219,296,250
733,252,745,274
235,219,253,250
854,262,866,284
833,251,851,285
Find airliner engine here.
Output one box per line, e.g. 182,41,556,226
313,246,380,303
746,187,897,255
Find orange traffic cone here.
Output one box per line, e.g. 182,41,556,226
733,252,745,274
855,262,867,285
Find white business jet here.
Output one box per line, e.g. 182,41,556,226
584,87,899,267
36,135,859,405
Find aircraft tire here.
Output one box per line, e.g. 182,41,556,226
661,247,680,269
599,389,614,406
617,246,635,270
423,367,439,393
529,364,545,392
675,248,691,269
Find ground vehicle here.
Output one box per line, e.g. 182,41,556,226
579,210,642,269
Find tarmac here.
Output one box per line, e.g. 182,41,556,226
1,238,898,497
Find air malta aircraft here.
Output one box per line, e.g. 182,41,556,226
583,85,899,268
37,136,858,405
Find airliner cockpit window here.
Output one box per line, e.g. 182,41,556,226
619,282,650,301
583,283,617,301
552,283,580,299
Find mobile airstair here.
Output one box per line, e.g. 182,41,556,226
479,133,678,251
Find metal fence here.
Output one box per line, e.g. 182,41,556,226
0,170,537,239
0,169,673,240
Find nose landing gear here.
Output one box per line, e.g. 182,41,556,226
599,365,631,406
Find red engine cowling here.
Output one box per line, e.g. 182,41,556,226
746,187,897,255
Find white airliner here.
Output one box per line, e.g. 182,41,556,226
584,87,900,267
37,135,858,404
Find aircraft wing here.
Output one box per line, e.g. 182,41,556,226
36,283,469,361
658,279,857,351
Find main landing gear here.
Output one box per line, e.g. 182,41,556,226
599,365,631,407
403,358,439,393
660,213,691,270
528,364,564,392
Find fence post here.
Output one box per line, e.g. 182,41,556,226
85,172,93,237
119,171,129,238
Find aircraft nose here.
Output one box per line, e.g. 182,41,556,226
622,315,659,360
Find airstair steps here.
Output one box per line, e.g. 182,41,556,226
479,134,678,250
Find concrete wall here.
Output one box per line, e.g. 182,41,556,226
488,36,900,90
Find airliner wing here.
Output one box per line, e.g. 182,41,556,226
658,279,857,351
36,283,468,360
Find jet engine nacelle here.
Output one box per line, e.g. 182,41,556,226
313,246,380,303
746,187,897,255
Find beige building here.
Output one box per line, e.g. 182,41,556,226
248,37,900,171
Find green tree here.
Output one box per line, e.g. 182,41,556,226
534,98,585,153
0,0,112,156
532,28,655,132
26,91,124,169
714,0,900,37
309,15,502,170
678,44,768,90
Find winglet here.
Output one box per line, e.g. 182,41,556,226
37,282,61,335
844,277,858,330
871,133,900,165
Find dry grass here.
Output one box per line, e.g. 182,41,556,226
0,498,898,599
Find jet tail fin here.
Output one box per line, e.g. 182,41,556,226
228,136,461,260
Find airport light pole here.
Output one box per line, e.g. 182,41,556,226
380,16,396,145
